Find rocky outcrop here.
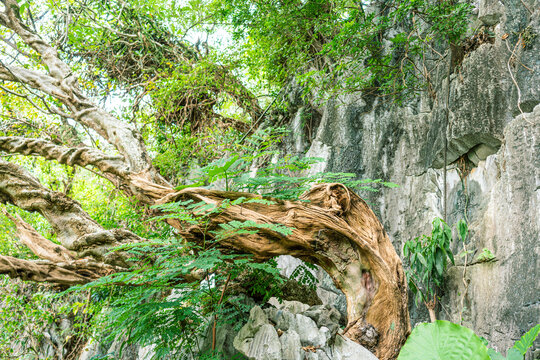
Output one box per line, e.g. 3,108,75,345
280,0,539,358
234,300,378,360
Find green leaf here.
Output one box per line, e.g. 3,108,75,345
487,349,504,360
417,253,428,267
397,321,490,360
512,324,540,355
457,220,468,242
506,348,523,360
434,247,445,276
476,248,496,263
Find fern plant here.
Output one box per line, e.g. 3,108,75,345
61,126,398,359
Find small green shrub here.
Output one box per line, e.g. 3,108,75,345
403,218,462,319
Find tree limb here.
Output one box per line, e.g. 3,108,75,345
0,255,120,285
0,0,165,181
0,160,142,265
157,183,410,360
3,210,76,262
0,136,129,177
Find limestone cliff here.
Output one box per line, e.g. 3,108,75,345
281,0,539,357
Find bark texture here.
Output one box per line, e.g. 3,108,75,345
157,184,410,359
0,1,410,358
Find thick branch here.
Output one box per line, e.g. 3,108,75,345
0,136,173,203
0,136,129,177
3,210,76,262
157,184,410,360
0,0,73,81
0,0,165,181
0,256,119,285
0,160,141,265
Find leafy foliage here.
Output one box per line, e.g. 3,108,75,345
178,126,397,199
398,321,539,360
215,0,472,101
397,320,490,360
403,218,460,307
476,248,496,263
290,261,319,291
488,324,540,360
0,276,93,359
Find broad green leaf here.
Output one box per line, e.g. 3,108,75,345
487,349,505,360
434,247,445,276
513,324,540,355
417,253,427,267
506,348,523,360
457,219,468,241
397,321,490,360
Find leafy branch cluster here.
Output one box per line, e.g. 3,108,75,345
403,218,462,320
215,0,473,102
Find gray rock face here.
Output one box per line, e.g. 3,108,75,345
276,255,348,323
332,335,379,360
247,324,282,360
234,306,270,356
295,313,325,346
280,330,303,360
278,0,540,357
267,297,311,314
234,301,378,360
303,305,342,336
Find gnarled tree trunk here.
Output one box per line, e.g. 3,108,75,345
157,184,410,359
0,1,410,358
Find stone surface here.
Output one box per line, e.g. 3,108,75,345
246,324,282,360
277,0,540,356
295,313,326,346
276,255,348,323
332,335,380,360
303,304,342,336
234,301,379,360
280,329,303,360
234,306,270,356
267,297,311,314
265,306,297,332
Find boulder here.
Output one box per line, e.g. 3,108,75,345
333,335,379,360
295,314,326,347
246,324,282,360
280,329,303,360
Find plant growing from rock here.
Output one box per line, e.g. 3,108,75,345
403,218,466,322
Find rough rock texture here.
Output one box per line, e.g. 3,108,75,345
277,255,348,323
234,302,379,360
278,0,540,358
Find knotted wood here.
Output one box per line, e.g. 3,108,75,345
157,183,410,359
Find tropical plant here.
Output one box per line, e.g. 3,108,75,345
403,218,467,321
397,321,540,360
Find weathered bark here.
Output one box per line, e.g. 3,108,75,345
0,160,142,265
0,256,120,285
0,0,166,185
0,136,173,203
0,2,410,358
157,184,410,359
0,136,129,177
3,210,76,263
0,161,410,358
